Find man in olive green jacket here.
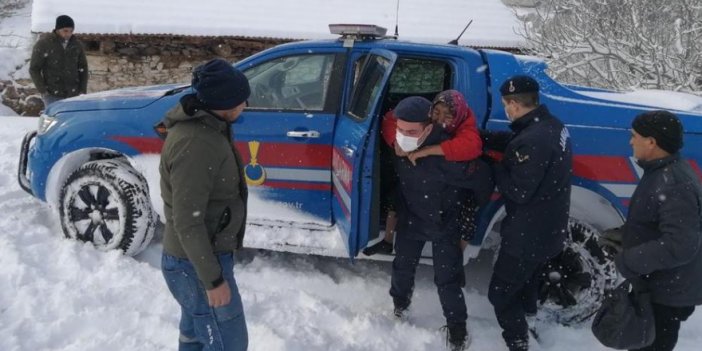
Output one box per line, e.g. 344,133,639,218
29,15,88,108
160,58,250,351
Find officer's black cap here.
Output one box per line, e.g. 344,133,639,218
500,75,539,96
394,96,432,123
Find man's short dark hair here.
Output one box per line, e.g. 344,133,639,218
503,92,539,108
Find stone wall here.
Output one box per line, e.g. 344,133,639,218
86,34,289,92
1,34,290,116
1,79,44,116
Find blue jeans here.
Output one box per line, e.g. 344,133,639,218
162,252,248,351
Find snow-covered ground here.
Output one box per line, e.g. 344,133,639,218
0,0,32,80
2,116,702,351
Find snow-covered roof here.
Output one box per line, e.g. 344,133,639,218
30,0,525,48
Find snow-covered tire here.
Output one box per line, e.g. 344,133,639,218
536,218,619,325
58,158,156,256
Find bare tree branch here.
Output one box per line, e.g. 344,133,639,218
518,0,702,94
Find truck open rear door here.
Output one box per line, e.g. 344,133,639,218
332,49,398,258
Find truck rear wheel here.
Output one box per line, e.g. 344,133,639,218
58,159,156,256
536,218,619,325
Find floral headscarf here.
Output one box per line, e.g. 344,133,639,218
430,90,469,134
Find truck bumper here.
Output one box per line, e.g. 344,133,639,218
17,131,37,195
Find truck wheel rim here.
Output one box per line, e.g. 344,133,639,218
67,183,122,247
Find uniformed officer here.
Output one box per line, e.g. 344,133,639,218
390,96,492,351
482,75,573,351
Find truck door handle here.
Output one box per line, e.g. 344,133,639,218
342,146,354,157
287,130,320,138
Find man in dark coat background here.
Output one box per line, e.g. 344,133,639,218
481,75,572,351
29,15,89,108
601,110,702,351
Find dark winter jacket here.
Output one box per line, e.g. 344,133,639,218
482,105,572,261
394,126,493,242
615,154,702,307
29,32,88,98
159,95,248,290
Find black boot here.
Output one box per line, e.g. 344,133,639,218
362,239,393,256
443,323,470,351
506,337,529,351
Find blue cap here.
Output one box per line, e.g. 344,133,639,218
394,96,432,123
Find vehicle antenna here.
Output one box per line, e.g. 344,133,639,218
394,0,400,38
449,19,473,45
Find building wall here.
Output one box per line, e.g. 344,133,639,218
1,34,289,115
84,35,288,92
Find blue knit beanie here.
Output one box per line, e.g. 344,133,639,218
394,96,432,123
192,59,250,110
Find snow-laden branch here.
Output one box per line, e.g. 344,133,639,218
518,0,702,94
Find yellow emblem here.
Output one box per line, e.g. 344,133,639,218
244,141,266,185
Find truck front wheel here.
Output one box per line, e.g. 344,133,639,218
58,159,156,256
536,218,619,325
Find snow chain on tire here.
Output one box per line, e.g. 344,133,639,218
536,218,619,325
58,158,156,256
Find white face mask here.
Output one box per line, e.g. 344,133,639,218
396,132,421,152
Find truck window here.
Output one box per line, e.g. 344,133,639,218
244,54,336,111
383,58,452,116
348,55,393,120
348,55,453,121
388,58,450,94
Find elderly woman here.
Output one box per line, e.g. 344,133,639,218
363,90,483,256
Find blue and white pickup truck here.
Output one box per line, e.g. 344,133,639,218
18,24,702,323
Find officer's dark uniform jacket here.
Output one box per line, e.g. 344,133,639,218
615,154,702,307
394,126,493,242
29,32,88,98
483,105,572,261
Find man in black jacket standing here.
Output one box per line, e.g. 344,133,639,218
482,75,572,351
604,110,702,351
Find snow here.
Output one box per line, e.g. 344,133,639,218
578,89,702,113
30,0,524,48
0,1,32,80
2,116,702,350
2,2,702,350
0,103,18,116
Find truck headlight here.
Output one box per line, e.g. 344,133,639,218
37,114,58,135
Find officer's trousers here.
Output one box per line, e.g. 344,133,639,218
488,249,543,347
390,232,467,325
